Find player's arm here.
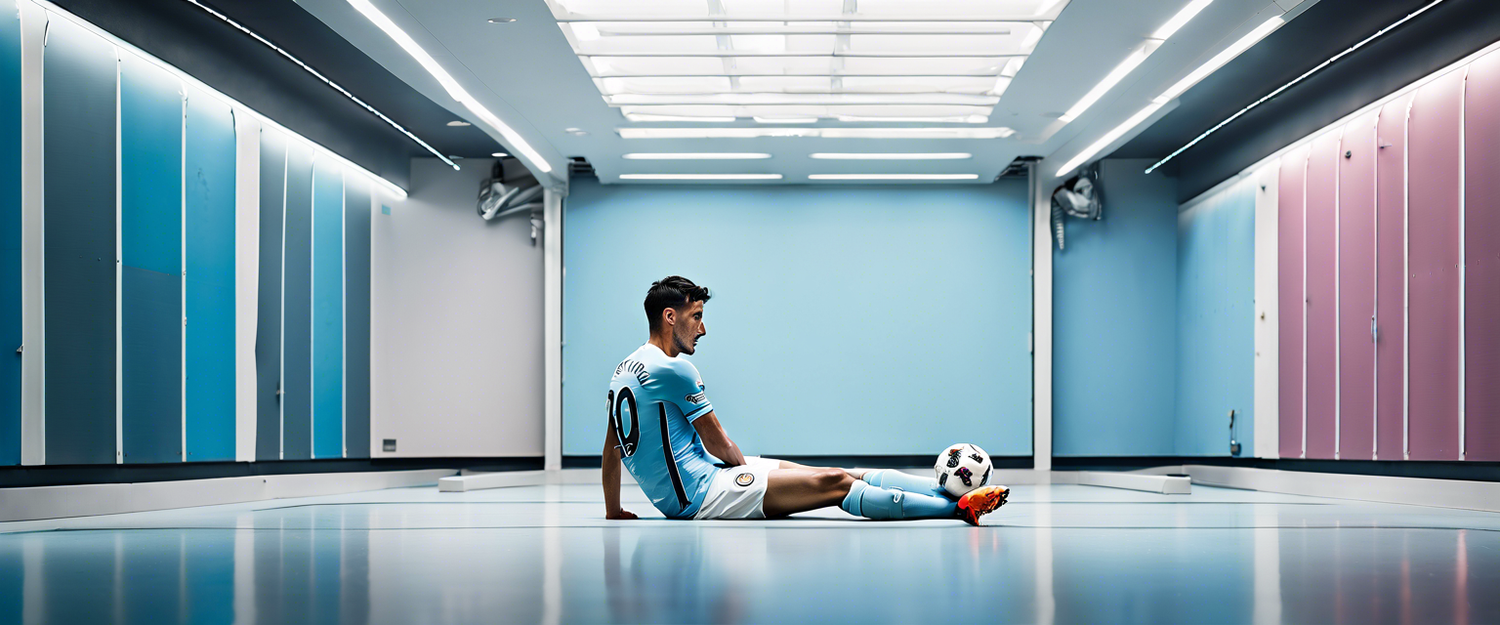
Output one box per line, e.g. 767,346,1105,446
602,426,637,520
692,412,747,466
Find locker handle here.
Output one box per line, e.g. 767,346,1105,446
1371,315,1378,343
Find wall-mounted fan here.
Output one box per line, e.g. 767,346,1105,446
477,159,544,244
1050,165,1103,251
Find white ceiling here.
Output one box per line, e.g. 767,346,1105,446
294,0,1318,189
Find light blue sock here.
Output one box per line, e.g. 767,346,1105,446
862,469,950,500
840,480,958,520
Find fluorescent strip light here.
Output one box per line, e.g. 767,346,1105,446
1057,0,1215,125
753,116,818,123
345,0,553,174
182,0,458,170
1058,45,1153,123
821,127,1014,139
620,174,783,180
621,128,816,138
808,174,980,180
836,115,988,123
37,0,408,198
810,153,972,160
1056,102,1164,177
623,153,772,159
1146,0,1449,174
625,114,737,122
617,127,1015,139
605,94,1000,106
1151,0,1213,40
1156,15,1283,103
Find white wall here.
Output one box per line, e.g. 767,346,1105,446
370,158,544,457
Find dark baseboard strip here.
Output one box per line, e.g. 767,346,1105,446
1053,456,1500,483
0,456,544,489
564,455,1035,470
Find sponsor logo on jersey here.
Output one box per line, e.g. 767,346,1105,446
686,392,707,404
735,472,755,487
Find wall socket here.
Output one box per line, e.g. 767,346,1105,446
382,439,397,452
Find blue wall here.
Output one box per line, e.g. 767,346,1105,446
1053,159,1179,457
563,179,1033,457
312,161,344,459
120,54,183,464
1175,179,1256,456
0,7,375,466
0,0,20,466
184,90,237,462
43,17,117,465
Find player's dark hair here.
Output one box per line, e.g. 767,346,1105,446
645,276,711,332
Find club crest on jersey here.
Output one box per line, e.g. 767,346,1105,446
735,472,755,487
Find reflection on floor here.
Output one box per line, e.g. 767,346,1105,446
0,481,1497,624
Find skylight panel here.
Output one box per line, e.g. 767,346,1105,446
599,76,733,95
736,76,834,93
587,57,724,77
839,76,998,95
719,0,844,18
548,0,1069,121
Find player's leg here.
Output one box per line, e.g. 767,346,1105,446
762,468,958,520
764,458,946,499
861,469,950,499
768,458,867,480
761,468,853,516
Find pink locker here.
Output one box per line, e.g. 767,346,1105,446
1305,132,1341,459
1406,69,1464,461
1375,93,1414,460
1280,147,1308,458
1339,113,1379,460
1465,52,1500,461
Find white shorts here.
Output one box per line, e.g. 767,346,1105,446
694,456,778,520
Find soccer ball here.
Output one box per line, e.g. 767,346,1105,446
934,443,993,498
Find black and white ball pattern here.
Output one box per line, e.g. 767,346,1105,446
934,443,993,498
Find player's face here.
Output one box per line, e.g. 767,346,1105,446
674,300,707,355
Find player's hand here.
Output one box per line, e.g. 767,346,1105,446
606,508,639,520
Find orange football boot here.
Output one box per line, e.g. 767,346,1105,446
956,485,1010,526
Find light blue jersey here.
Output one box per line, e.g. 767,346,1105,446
608,343,718,518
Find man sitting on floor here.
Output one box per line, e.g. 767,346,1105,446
602,276,1008,524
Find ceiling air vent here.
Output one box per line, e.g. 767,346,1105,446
568,157,595,178
997,156,1042,179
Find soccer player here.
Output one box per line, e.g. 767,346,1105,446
602,276,1009,524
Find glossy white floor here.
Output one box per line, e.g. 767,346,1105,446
1,475,1497,624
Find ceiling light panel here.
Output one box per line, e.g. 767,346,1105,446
620,173,784,180
623,153,772,159
549,0,1069,121
549,0,1067,20
808,174,980,180
619,104,994,120
810,153,973,160
617,127,1015,139
569,21,1029,36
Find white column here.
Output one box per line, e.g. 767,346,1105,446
234,111,261,462
1254,164,1281,458
543,185,565,471
1031,162,1052,471
18,1,45,465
